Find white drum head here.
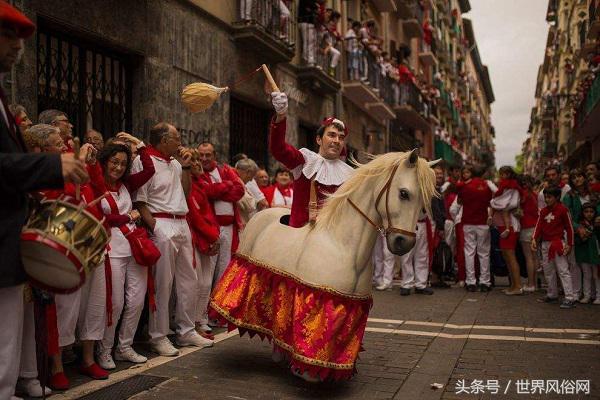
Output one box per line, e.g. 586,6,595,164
21,241,82,291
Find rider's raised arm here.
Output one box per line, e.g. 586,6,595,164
268,92,305,170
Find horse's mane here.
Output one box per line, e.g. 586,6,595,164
316,152,438,230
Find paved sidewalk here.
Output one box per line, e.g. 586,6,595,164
50,281,600,400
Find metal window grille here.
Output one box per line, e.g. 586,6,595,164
229,96,270,167
36,22,133,140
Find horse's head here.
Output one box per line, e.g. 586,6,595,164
375,149,438,256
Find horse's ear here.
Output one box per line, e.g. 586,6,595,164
428,158,442,167
406,148,419,168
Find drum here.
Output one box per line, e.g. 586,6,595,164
20,199,109,294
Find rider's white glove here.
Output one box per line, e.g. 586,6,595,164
271,92,288,115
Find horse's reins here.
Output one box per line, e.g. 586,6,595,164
347,163,417,238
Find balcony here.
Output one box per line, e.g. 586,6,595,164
402,3,424,39
394,81,431,132
296,38,341,95
232,0,296,63
396,0,412,18
342,52,394,123
371,0,398,13
419,39,438,67
575,72,600,141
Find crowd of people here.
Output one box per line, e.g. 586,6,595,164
372,161,600,310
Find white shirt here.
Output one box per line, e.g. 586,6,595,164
132,155,188,215
245,179,266,202
209,167,234,216
272,186,293,207
101,185,135,258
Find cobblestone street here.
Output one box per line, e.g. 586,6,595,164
54,280,600,400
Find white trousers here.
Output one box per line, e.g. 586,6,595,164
55,289,81,347
372,235,395,287
329,46,341,68
101,256,147,351
195,251,216,324
575,262,595,299
212,224,234,287
463,225,491,286
20,301,38,379
444,219,456,256
541,242,575,301
150,218,197,340
78,262,107,341
400,221,429,289
0,285,24,400
299,23,316,64
240,0,253,20
592,265,600,299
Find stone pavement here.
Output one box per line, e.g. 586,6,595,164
50,280,600,400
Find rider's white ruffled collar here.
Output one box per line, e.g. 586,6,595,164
291,148,354,186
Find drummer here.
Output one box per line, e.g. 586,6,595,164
28,123,111,389
0,3,88,399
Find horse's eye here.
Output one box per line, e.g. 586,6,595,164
399,189,410,200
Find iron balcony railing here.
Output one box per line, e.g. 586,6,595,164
576,72,600,127
237,0,297,49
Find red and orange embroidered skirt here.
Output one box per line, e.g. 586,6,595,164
209,254,372,380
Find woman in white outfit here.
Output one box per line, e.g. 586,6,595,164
96,133,155,369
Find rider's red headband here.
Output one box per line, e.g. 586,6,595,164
321,117,348,136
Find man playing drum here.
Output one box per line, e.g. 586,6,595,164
269,92,353,227
0,3,88,398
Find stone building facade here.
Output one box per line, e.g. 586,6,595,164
8,0,494,171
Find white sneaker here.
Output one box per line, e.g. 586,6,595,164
593,298,600,305
176,331,214,349
523,285,536,293
16,378,52,398
96,349,116,370
579,296,591,304
198,323,212,334
150,337,179,356
375,283,390,291
115,346,148,363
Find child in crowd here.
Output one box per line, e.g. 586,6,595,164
574,202,600,304
532,186,576,309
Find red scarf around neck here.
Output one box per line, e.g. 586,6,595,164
146,145,172,163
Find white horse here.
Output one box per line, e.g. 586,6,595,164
237,149,438,297
210,149,438,381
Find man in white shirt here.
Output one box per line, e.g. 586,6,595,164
134,123,213,356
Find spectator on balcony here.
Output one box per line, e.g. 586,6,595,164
279,0,291,42
397,59,416,105
320,9,341,77
422,17,433,53
359,20,382,84
345,20,362,80
298,0,320,66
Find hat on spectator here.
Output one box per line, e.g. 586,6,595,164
0,1,35,39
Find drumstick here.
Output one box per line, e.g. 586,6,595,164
86,192,109,209
261,64,280,92
73,138,81,202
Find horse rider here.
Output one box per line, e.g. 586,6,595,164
269,92,353,227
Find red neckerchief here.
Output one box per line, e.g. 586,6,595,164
146,145,171,163
276,182,292,198
204,160,217,173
